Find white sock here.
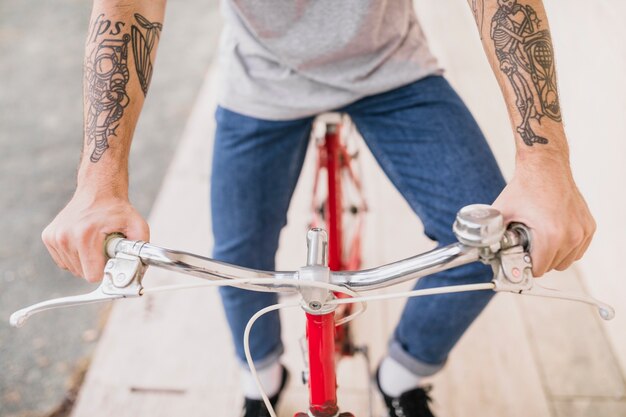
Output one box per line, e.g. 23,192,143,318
378,356,423,397
241,361,283,400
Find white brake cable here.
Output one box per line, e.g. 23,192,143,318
166,278,488,417
143,277,495,416
143,277,364,417
243,302,300,417
144,280,368,328
142,278,357,297
327,282,495,306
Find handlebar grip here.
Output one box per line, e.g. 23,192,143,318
104,233,126,258
506,223,532,252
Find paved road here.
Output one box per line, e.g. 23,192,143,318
0,1,221,415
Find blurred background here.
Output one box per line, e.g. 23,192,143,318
0,0,221,415
1,1,624,417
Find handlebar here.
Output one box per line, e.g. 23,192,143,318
9,204,615,327
105,236,298,293
102,228,526,293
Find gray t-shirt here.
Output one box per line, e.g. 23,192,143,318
217,0,442,120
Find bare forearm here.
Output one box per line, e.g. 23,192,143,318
79,0,165,195
468,0,567,165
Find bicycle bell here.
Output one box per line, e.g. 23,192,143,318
453,204,505,248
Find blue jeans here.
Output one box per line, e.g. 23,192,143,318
211,76,506,375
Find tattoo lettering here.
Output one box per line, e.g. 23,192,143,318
84,33,131,162
490,0,561,146
88,14,126,43
131,14,162,96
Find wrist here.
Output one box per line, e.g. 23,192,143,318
75,181,129,202
513,153,575,187
515,129,571,174
515,148,570,170
76,148,129,194
76,169,129,201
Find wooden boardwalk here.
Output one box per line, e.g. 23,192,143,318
71,2,626,416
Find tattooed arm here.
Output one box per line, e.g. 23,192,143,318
42,0,165,282
467,0,595,276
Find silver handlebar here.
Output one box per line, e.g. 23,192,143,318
9,204,615,327
109,239,299,293
332,243,479,290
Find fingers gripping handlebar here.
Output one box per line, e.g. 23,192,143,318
453,205,613,319
9,204,615,327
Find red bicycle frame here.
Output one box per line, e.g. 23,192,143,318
325,123,343,272
297,117,365,417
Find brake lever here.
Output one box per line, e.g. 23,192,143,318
10,251,146,328
491,244,615,320
452,205,615,321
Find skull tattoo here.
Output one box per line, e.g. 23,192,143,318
491,0,561,145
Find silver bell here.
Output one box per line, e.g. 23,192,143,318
453,204,505,248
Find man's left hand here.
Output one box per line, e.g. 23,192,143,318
492,158,596,277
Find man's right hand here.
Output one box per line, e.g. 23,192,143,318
42,191,149,283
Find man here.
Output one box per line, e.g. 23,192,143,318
42,1,595,416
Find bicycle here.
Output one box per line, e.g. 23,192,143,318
10,204,615,417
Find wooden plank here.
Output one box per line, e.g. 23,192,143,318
552,399,626,417
429,293,552,417
70,283,242,417
518,270,626,398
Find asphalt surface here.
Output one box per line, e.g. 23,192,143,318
0,1,221,415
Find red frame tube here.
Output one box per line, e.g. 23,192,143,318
325,124,343,271
302,123,344,417
305,312,339,416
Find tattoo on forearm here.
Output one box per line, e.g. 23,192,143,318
83,13,162,163
490,0,561,146
131,14,162,97
471,0,485,38
84,29,131,162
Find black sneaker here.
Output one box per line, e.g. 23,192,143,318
241,365,289,417
375,367,435,417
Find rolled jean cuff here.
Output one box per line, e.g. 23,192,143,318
239,344,284,371
388,339,445,377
